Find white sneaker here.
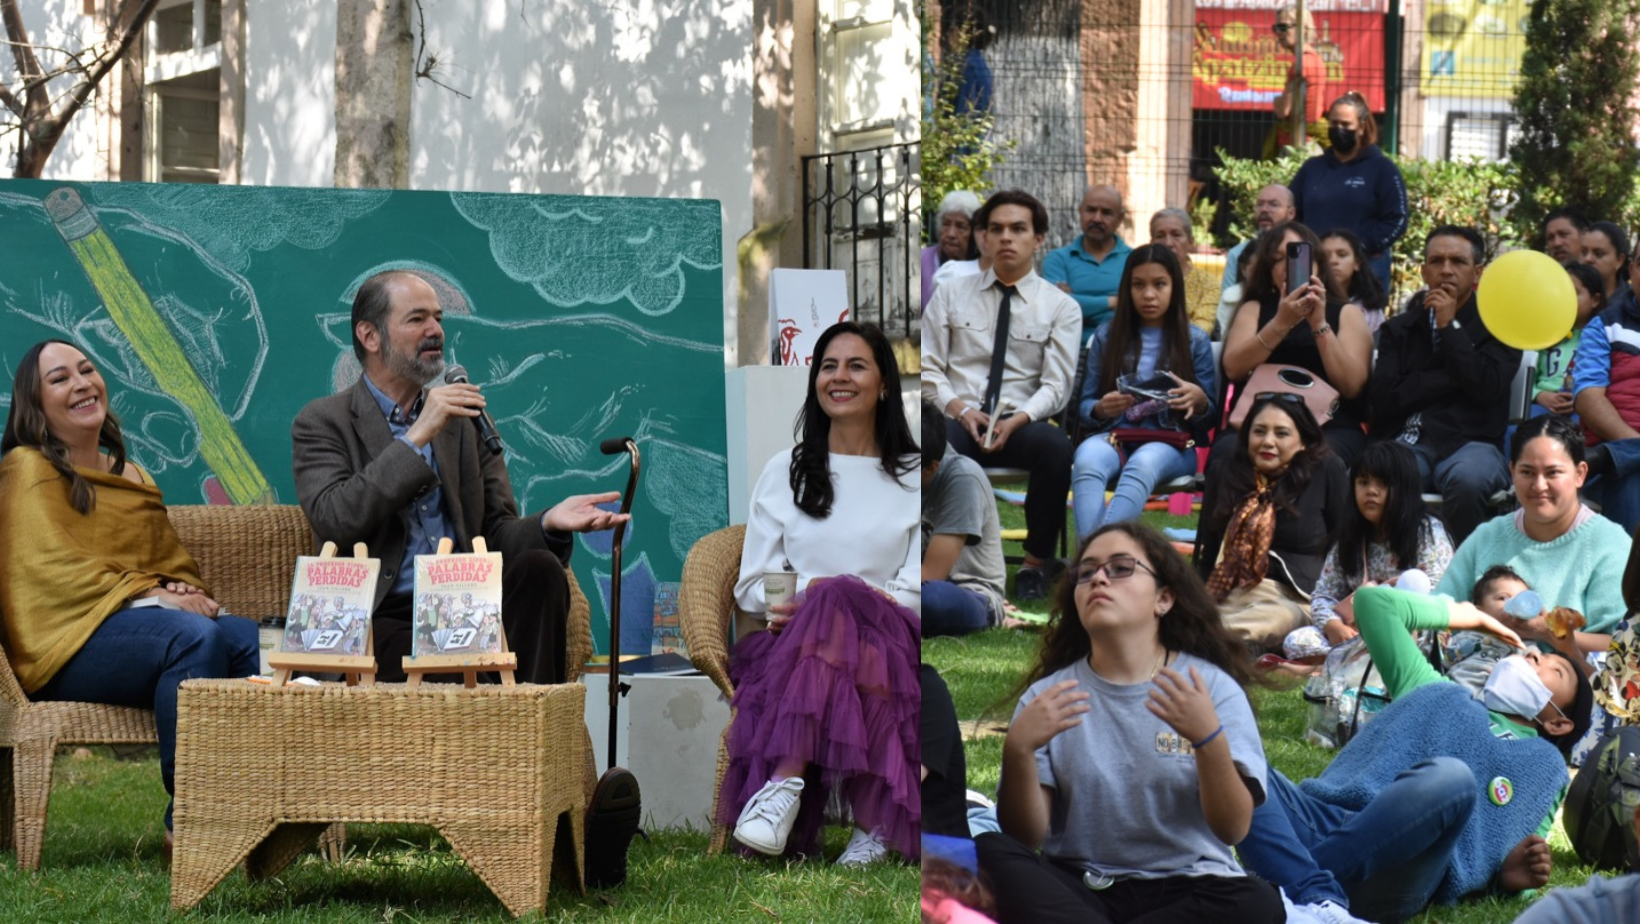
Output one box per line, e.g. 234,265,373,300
1300,899,1375,924
836,826,889,867
732,777,804,855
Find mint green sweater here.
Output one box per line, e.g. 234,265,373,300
1434,511,1632,635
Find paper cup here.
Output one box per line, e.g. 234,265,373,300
764,571,796,610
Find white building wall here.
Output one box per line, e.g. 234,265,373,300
241,0,337,186
402,0,754,365
16,1,764,366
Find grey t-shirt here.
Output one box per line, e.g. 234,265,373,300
1009,653,1267,881
1513,872,1640,923
922,446,1006,621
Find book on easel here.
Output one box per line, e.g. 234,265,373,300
267,541,380,686
403,537,516,687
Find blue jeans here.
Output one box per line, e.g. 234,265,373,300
1071,437,1196,540
33,607,261,829
922,580,993,637
1237,759,1477,924
1407,441,1509,546
1588,437,1640,534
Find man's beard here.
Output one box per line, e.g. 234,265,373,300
383,334,445,385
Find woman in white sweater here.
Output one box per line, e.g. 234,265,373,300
720,321,920,866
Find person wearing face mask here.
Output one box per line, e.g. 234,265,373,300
1236,583,1592,924
1289,92,1408,295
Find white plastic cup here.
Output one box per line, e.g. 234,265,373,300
764,571,796,611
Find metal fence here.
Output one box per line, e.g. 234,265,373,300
802,141,922,343
930,0,1530,250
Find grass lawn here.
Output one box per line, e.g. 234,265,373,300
924,496,1605,923
0,748,915,922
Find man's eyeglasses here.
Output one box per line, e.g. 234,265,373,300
1073,556,1158,585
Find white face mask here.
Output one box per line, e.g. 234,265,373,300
1482,654,1554,721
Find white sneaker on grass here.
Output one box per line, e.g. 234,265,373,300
836,826,888,867
732,777,803,855
1300,899,1375,924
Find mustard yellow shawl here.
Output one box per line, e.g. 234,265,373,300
0,448,205,693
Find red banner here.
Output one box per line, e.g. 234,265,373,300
1193,7,1386,112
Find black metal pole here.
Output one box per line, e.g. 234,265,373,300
605,439,641,774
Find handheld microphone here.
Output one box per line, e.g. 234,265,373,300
443,364,503,455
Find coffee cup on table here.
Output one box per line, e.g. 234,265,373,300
764,571,797,613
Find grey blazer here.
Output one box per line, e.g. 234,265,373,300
291,378,567,607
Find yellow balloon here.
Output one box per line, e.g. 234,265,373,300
1477,249,1577,351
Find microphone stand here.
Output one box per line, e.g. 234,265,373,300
603,438,640,773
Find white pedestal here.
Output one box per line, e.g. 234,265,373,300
582,673,732,832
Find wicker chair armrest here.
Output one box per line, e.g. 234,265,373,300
679,524,745,698
564,568,592,684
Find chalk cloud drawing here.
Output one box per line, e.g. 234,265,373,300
93,184,392,273
450,192,721,316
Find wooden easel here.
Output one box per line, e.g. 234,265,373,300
402,537,517,688
267,541,378,687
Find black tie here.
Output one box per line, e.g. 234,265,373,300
984,283,1017,416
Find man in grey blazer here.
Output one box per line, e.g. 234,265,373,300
292,269,642,885
292,269,626,684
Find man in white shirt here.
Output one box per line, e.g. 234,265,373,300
922,189,1082,599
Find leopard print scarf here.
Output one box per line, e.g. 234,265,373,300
1207,472,1277,601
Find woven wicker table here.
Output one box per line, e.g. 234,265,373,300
168,679,586,917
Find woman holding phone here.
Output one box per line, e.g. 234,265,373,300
1220,221,1374,466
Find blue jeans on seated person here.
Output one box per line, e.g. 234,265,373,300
1071,436,1196,540
32,607,262,829
1586,437,1640,534
922,579,993,637
1236,758,1476,924
1406,441,1509,546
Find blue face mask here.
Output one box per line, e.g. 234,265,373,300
1483,654,1564,725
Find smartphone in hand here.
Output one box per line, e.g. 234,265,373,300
1286,240,1312,296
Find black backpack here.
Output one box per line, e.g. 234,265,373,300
1564,726,1640,871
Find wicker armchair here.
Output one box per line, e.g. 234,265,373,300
0,503,311,871
677,524,745,854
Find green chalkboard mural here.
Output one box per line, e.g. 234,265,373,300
0,180,728,655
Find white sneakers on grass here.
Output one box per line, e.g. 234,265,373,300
732,777,804,855
1300,899,1375,924
836,826,888,866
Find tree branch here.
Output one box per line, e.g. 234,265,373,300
0,0,49,118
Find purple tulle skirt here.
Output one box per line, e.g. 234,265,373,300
717,574,922,859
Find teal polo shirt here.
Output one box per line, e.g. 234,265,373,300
1042,236,1132,336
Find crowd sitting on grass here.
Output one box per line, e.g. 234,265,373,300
921,176,1640,921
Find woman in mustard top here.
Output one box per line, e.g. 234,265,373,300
0,340,259,846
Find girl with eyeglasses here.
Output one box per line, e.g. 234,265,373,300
975,522,1284,924
1196,394,1351,652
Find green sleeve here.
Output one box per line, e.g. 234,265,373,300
1353,586,1450,700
